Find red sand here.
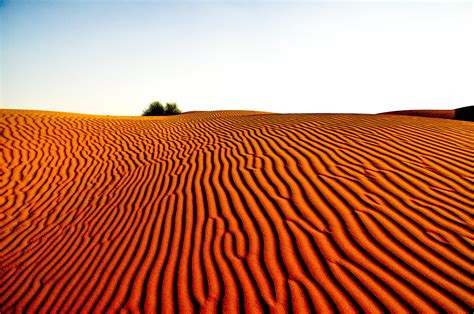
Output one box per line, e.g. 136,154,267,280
1,110,472,313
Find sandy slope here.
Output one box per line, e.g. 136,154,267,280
1,110,472,313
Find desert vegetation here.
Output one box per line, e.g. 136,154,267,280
142,101,182,116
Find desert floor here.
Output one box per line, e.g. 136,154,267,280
1,110,472,313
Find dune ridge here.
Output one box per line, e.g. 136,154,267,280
1,110,472,313
380,109,455,119
380,106,473,121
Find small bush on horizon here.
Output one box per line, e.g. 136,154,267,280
164,102,181,115
142,101,182,116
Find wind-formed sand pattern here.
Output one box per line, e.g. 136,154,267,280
1,110,472,313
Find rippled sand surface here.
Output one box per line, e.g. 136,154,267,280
1,110,472,313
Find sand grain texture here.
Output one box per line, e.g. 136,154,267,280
1,110,473,313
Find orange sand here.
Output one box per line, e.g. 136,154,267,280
1,110,472,313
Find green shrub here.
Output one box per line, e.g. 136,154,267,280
142,101,181,116
164,102,181,115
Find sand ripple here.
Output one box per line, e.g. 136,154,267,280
1,110,472,313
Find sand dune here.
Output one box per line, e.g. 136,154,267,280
1,109,472,313
380,106,473,121
380,109,455,119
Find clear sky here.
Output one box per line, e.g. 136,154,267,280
1,0,472,116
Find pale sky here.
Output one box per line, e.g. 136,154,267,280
1,0,472,115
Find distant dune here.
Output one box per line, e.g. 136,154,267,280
381,106,473,121
1,110,472,313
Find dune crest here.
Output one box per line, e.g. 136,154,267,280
1,110,472,313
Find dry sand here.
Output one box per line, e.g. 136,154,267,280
1,110,472,313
